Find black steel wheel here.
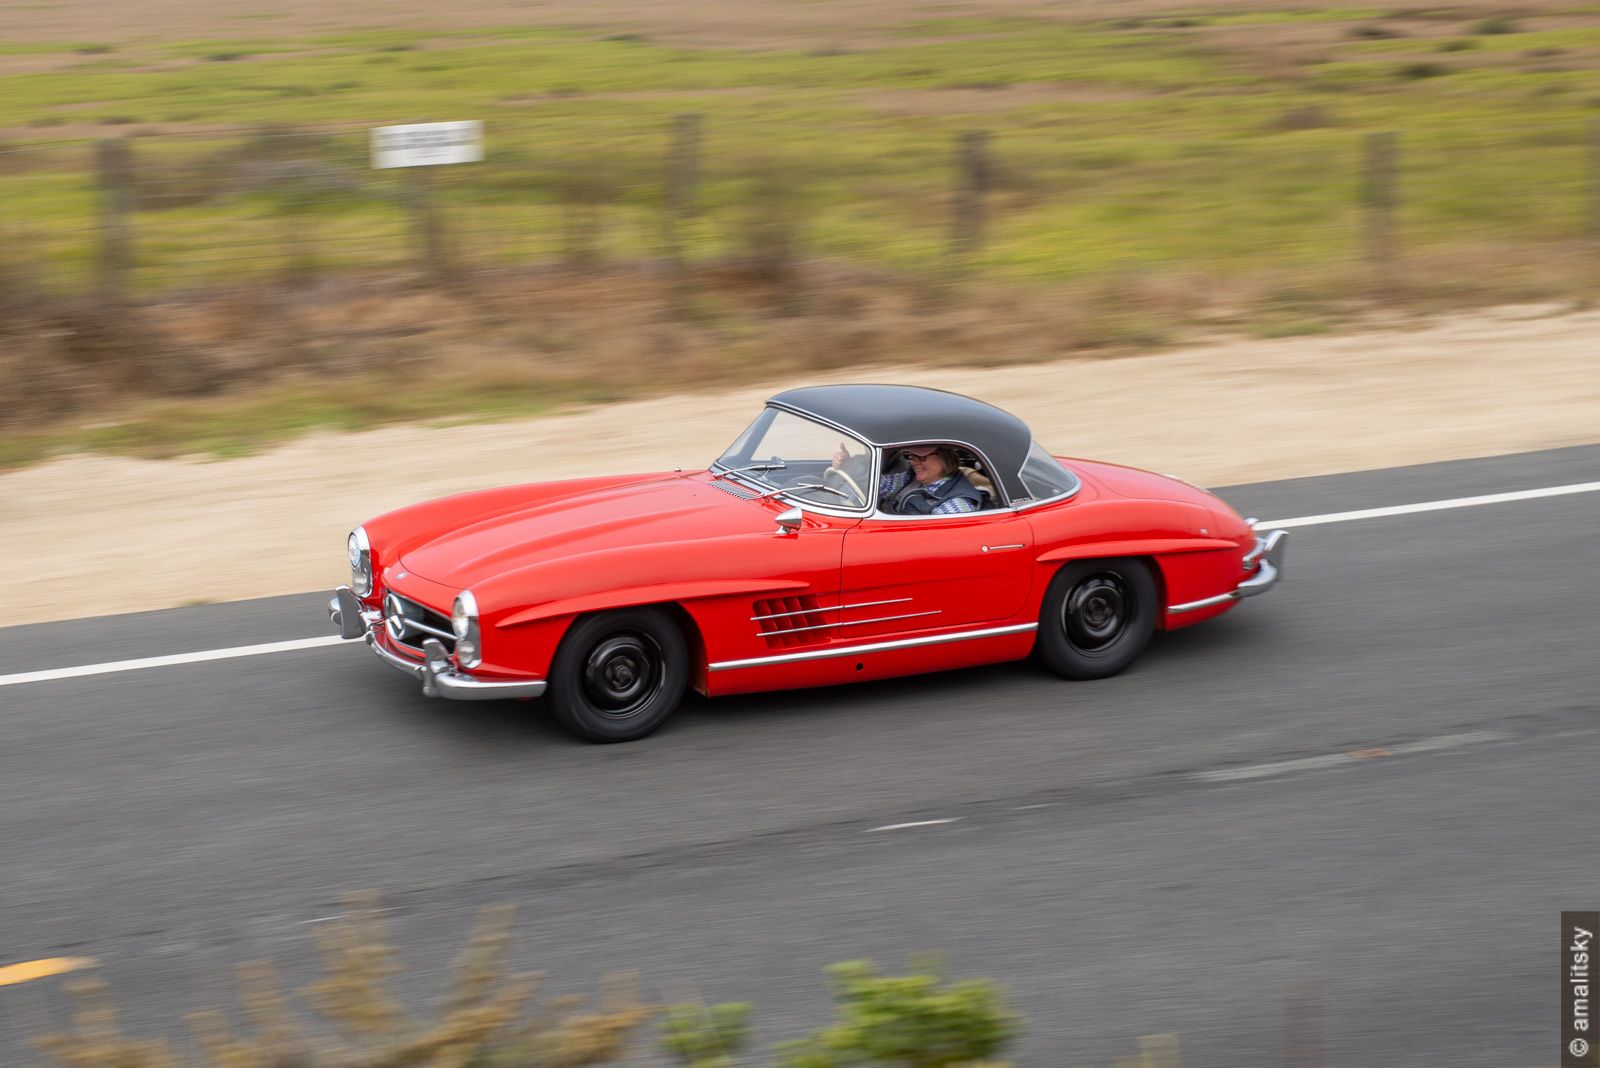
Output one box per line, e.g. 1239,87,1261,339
1036,559,1157,680
550,608,688,742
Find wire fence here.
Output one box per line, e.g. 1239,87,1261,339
1,116,1597,301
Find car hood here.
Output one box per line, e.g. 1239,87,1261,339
398,475,772,590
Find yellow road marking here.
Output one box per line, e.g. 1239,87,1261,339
0,957,96,986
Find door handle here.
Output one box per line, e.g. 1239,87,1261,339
980,544,1026,553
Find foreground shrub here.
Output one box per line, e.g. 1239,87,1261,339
775,958,1019,1068
30,898,1035,1067
660,1001,754,1067
32,893,653,1068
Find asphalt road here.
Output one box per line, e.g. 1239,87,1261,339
2,445,1597,1066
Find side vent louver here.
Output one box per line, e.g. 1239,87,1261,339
752,595,831,648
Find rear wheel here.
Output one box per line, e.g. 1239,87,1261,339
1035,559,1157,680
549,608,688,743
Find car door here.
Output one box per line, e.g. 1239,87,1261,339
837,510,1035,641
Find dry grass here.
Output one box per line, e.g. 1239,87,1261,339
7,239,1596,463
32,892,655,1068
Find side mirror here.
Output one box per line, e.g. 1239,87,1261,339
775,506,803,536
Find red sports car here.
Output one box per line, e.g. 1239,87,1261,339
329,385,1287,742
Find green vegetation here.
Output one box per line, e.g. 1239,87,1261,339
1,3,1597,463
774,959,1019,1067
32,895,1047,1068
0,9,1594,294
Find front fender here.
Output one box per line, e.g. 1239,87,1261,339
499,577,814,628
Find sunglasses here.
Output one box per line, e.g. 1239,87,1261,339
901,449,939,463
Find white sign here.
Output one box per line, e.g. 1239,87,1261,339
371,121,483,169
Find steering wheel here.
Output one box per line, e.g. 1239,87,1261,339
778,467,866,506
819,465,866,505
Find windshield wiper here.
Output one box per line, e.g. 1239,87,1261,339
752,481,852,502
711,460,788,481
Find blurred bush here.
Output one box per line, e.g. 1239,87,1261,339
774,957,1019,1068
31,895,1036,1068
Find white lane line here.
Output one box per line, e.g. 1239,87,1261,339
0,636,346,688
305,907,399,924
1256,480,1600,530
1193,730,1508,784
866,818,962,833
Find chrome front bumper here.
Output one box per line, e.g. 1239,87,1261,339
328,586,547,701
1168,528,1289,615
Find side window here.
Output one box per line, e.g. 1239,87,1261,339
878,445,1001,515
1019,442,1079,501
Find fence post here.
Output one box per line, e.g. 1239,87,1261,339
664,113,703,283
404,166,449,283
948,130,992,278
96,138,135,300
1587,118,1600,247
1362,131,1399,300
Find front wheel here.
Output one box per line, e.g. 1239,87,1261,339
1035,559,1157,680
549,608,688,742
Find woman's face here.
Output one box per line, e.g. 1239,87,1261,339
903,446,950,484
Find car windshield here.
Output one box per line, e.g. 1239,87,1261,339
713,408,871,508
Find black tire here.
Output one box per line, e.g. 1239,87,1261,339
1035,559,1157,680
549,608,688,743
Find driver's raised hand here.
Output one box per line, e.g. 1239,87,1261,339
831,441,852,469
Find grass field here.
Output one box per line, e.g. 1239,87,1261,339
0,0,1597,464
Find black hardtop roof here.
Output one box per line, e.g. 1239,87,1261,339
767,384,1034,499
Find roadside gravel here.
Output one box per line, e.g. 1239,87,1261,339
7,303,1597,626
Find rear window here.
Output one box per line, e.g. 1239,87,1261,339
1018,442,1079,501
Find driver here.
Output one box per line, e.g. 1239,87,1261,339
831,442,984,515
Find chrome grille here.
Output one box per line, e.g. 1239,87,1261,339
752,596,830,648
383,591,456,656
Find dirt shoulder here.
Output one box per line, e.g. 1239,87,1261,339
7,302,1597,628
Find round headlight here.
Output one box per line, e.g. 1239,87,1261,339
348,526,373,596
451,593,474,639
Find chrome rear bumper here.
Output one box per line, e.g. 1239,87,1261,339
1168,528,1289,615
328,586,547,701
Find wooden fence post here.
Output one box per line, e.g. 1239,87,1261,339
948,130,992,277
96,138,135,300
1586,117,1600,246
404,166,449,283
664,113,703,281
1362,131,1399,300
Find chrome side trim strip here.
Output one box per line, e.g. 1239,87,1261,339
710,623,1037,672
750,598,911,622
1167,591,1237,615
756,610,940,638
